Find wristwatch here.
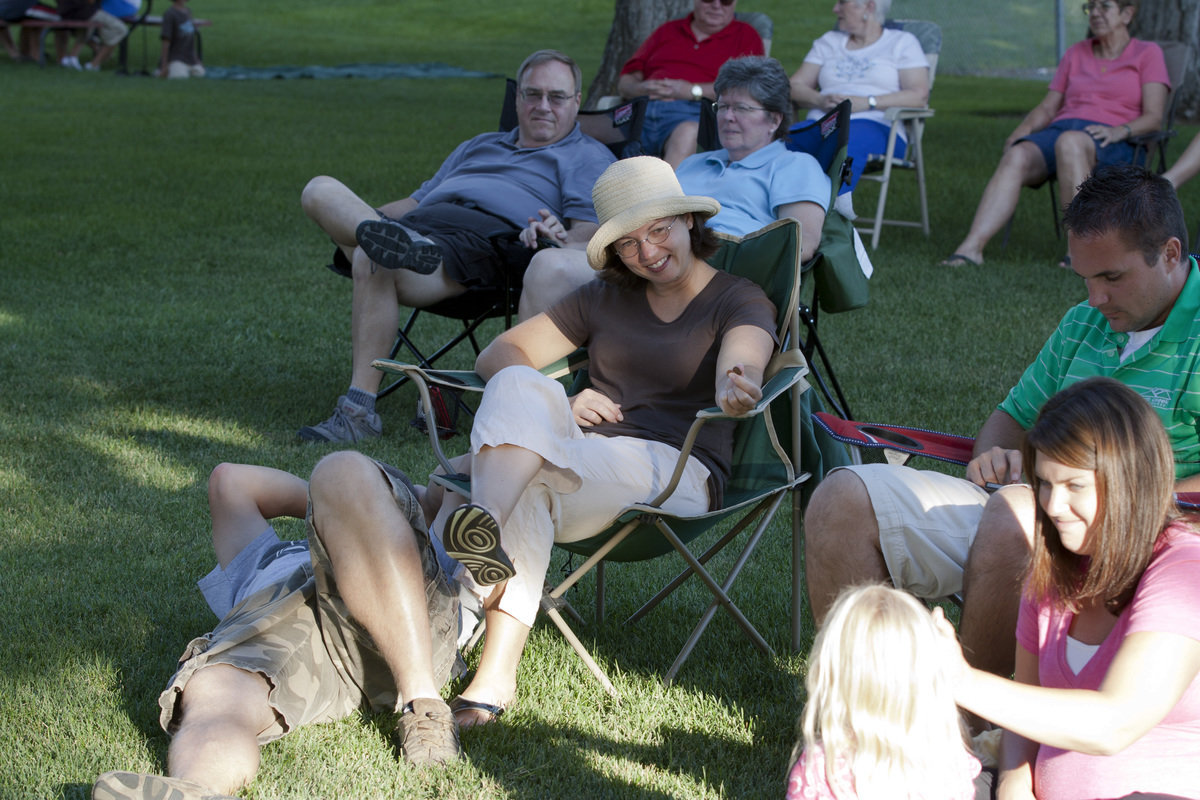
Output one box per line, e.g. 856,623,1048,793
691,84,703,101
867,95,878,109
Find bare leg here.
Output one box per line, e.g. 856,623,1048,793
168,664,277,794
469,445,545,528
662,120,699,169
517,248,595,321
301,175,379,252
454,599,530,727
308,451,442,705
207,463,308,568
88,42,115,68
1,27,17,60
1053,130,1097,209
958,485,1035,678
948,141,1050,264
803,470,889,623
1164,131,1200,188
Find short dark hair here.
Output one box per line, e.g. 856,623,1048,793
597,214,721,290
1062,164,1189,264
713,55,793,139
516,49,582,95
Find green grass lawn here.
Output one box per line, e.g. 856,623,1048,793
2,2,1199,798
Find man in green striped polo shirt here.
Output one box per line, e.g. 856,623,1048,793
803,165,1199,691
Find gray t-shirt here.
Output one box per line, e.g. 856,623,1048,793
546,269,777,506
411,125,614,229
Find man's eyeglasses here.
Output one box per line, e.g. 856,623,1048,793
613,217,679,258
1081,1,1118,13
712,101,767,116
700,0,735,6
519,89,576,107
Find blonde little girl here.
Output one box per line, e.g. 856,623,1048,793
787,584,981,799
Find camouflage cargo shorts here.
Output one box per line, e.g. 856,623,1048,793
158,460,460,744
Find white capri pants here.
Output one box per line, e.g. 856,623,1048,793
463,365,712,626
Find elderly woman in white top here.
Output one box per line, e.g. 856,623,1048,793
788,0,929,192
518,55,831,319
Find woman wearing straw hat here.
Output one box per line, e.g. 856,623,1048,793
433,155,778,727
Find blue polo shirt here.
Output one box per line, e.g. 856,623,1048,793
674,139,830,236
412,124,614,229
999,257,1200,480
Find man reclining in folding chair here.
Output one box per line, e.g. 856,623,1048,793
804,165,1200,699
516,54,830,319
297,48,615,443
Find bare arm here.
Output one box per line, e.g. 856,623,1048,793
208,463,309,569
958,631,1200,755
475,313,577,381
563,218,599,245
966,408,1026,486
788,62,830,110
714,325,775,417
777,201,826,262
378,196,419,219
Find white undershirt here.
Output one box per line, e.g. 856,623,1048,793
1122,325,1161,361
1066,634,1102,672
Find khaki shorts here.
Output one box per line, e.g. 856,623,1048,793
158,461,460,744
835,463,989,599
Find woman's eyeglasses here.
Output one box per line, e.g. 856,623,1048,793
712,101,767,116
613,217,680,258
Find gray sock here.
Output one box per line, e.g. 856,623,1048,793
346,387,377,413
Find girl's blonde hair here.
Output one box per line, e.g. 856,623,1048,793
794,585,970,799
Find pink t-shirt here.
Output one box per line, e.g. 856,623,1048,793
785,743,980,799
1016,522,1200,799
1049,38,1169,127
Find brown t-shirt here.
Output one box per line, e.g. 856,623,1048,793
546,269,777,507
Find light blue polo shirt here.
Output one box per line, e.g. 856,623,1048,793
674,139,831,236
999,257,1200,480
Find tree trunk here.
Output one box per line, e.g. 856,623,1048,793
584,0,691,109
1129,0,1200,121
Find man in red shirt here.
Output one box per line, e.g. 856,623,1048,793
617,0,763,167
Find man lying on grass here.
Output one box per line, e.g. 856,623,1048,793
92,454,514,799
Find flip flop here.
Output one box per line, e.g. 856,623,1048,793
449,695,507,728
939,253,981,267
444,503,515,586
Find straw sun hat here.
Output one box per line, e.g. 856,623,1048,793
585,156,721,270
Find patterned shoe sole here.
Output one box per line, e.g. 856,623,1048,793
444,504,515,586
356,220,442,275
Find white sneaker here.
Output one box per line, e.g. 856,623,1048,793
60,55,81,70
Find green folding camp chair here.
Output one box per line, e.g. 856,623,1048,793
373,218,816,696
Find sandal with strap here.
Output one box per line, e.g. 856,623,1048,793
450,695,507,728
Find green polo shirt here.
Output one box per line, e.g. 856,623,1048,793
999,257,1200,480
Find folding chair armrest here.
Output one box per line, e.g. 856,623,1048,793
883,106,934,122
373,359,488,393
646,362,810,508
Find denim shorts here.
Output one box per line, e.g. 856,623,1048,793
640,99,703,155
1018,118,1141,176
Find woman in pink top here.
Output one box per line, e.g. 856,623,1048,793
942,0,1169,267
945,377,1200,800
